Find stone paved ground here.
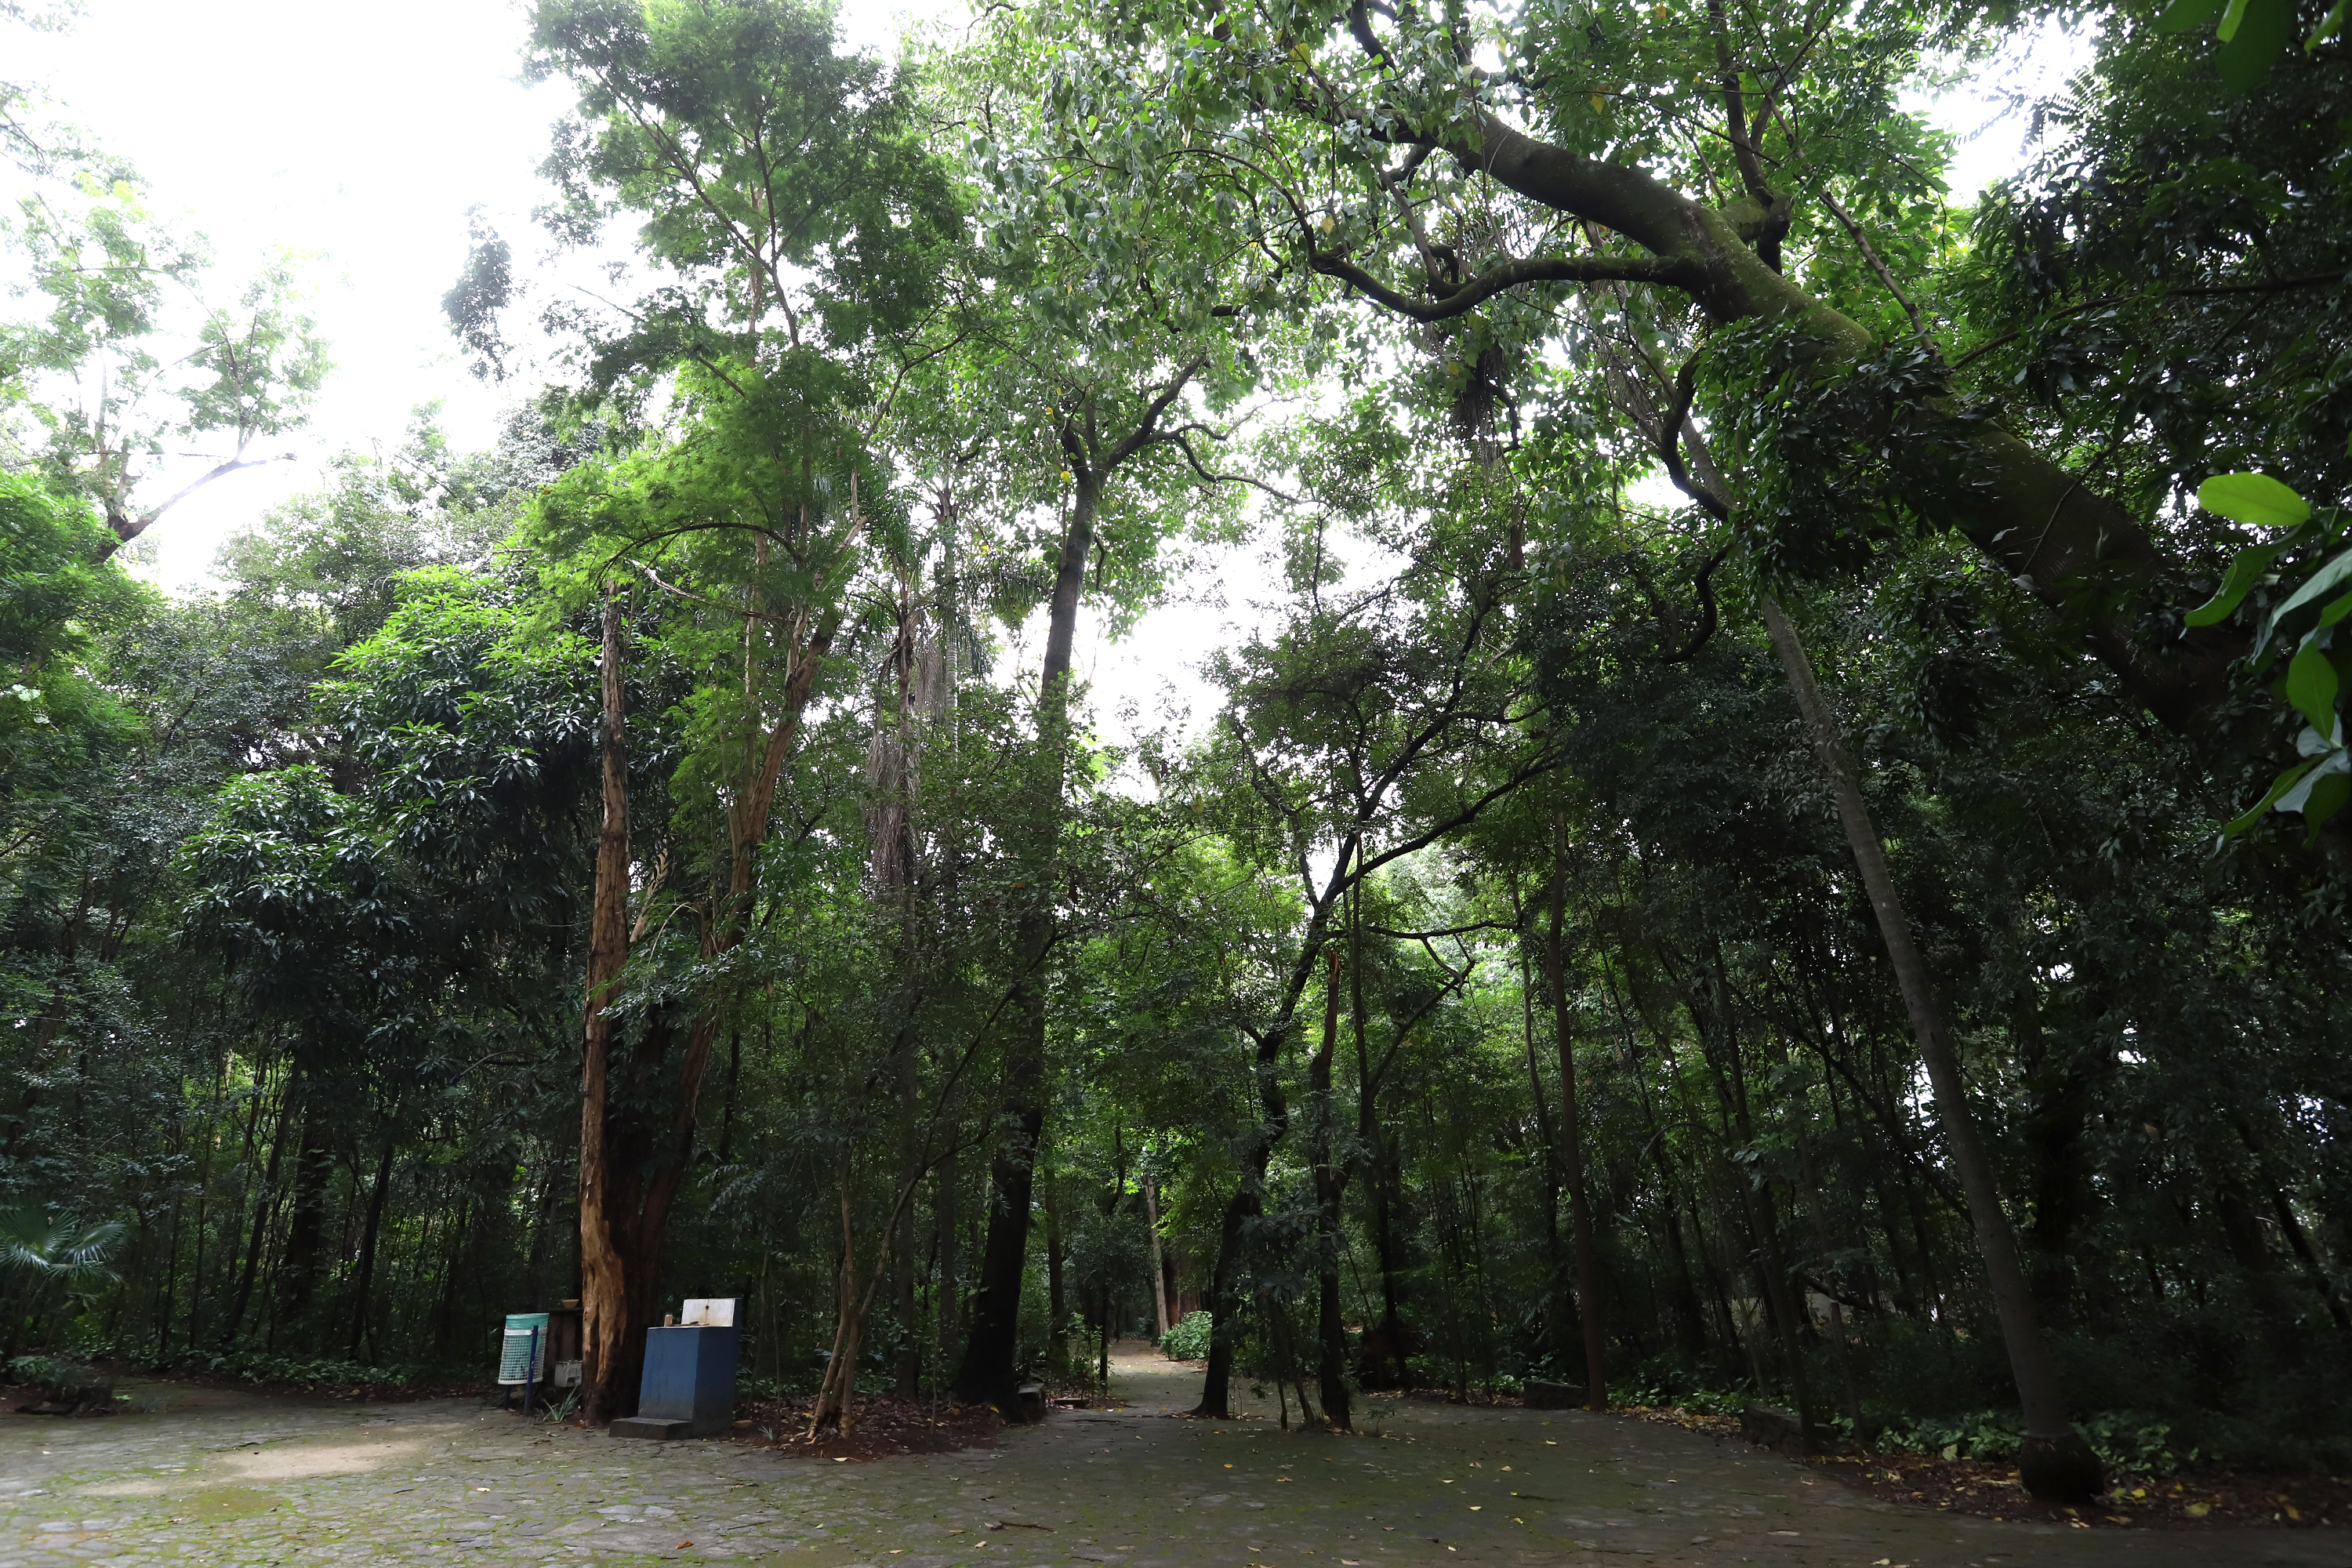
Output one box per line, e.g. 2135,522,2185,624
1,1347,2339,1568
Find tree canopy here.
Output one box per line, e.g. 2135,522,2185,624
7,0,2352,1506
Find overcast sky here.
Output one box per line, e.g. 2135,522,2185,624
4,0,2090,739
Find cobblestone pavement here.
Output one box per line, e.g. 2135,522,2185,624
1,1348,2339,1568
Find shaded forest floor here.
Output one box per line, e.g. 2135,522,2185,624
1617,1401,2350,1530
734,1392,1007,1461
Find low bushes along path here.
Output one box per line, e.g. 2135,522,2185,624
0,1345,2334,1568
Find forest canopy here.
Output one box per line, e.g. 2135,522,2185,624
5,0,2352,1507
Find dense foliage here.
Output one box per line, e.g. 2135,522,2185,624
5,0,2352,1494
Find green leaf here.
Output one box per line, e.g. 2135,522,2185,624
2269,549,2352,629
2310,0,2351,47
2287,634,2341,739
2278,749,2352,814
2217,0,2253,41
2218,0,2296,86
2225,757,2319,837
2198,472,2310,530
2183,539,2292,625
2304,769,2352,845
2158,0,2227,28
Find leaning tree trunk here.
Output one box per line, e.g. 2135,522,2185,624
1543,853,1610,1413
1756,593,2103,1502
1618,328,2102,1498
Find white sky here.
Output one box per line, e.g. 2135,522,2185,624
5,0,2090,746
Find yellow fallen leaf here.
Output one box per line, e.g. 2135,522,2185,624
2185,1503,2210,1518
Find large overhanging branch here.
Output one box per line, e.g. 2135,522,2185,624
1309,245,1699,322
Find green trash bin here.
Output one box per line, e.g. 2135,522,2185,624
498,1312,550,1386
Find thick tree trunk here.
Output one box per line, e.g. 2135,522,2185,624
1543,858,1609,1413
1192,1179,1260,1418
949,466,1097,1412
1755,594,2103,1501
275,1099,335,1327
1399,112,2241,735
953,372,1200,1409
579,585,634,1425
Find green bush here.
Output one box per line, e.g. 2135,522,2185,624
1875,1407,2201,1475
185,1350,429,1390
1160,1310,1213,1360
1877,1408,2024,1462
7,1354,114,1408
2079,1410,2201,1477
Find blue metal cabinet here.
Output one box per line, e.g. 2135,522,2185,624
635,1324,738,1436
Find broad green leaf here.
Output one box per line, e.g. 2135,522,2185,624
2198,472,2309,530
2269,548,2352,628
2225,757,2318,837
2324,590,2352,628
2183,539,2291,626
2218,0,2296,86
2158,0,2226,27
2304,769,2352,845
2310,0,2351,47
2217,0,2252,41
2287,634,2340,739
2277,748,2351,813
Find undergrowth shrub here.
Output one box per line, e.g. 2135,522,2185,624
1160,1310,1212,1360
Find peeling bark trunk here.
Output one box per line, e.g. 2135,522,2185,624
579,585,635,1425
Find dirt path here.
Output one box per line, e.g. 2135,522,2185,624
0,1345,2334,1568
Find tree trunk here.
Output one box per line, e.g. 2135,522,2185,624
1144,1178,1171,1341
275,1097,335,1328
579,583,635,1425
218,1073,291,1349
1543,853,1609,1413
1309,948,1352,1430
345,1135,396,1358
953,374,1200,1410
893,1015,923,1396
937,1142,962,1369
1192,1179,1260,1418
1343,107,2242,736
1755,593,2103,1501
949,468,1096,1412
1522,946,1577,1375
1044,1167,1066,1367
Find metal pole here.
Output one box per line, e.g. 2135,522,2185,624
524,1327,539,1416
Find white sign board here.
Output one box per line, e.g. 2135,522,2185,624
680,1297,736,1327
